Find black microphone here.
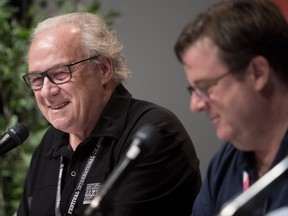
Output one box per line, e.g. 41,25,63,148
0,123,29,157
218,155,288,216
84,124,162,216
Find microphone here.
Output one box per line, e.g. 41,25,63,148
218,155,288,216
84,124,162,216
0,123,29,157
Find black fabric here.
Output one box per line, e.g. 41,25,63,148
17,84,201,216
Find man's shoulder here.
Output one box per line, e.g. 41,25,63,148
130,98,179,121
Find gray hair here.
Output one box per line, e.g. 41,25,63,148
29,12,132,84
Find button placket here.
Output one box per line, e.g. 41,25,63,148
71,171,76,177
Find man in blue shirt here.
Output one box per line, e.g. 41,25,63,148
174,0,288,215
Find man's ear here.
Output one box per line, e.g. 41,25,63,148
99,58,114,85
248,56,271,91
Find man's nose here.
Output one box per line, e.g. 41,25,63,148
190,93,208,112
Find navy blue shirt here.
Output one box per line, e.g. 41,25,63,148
192,132,288,216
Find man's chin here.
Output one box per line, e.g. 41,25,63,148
216,128,231,142
50,119,70,131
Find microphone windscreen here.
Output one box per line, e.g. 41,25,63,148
7,123,29,145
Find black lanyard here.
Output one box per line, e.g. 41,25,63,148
55,136,104,216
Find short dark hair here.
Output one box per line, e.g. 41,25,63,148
174,0,288,84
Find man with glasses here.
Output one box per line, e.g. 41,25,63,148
174,0,288,215
18,12,202,216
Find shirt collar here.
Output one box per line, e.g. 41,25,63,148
47,84,132,158
90,84,132,139
240,131,288,171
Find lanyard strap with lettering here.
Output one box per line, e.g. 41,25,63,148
55,136,104,216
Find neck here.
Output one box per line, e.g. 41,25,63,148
254,86,288,177
255,155,274,178
68,83,117,151
254,122,287,178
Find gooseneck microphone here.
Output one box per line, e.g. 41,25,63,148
218,155,288,216
0,123,29,156
84,124,162,216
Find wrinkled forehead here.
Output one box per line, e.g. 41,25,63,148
29,24,82,55
28,24,84,72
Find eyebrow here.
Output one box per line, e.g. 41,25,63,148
191,76,214,86
29,62,70,74
194,78,213,84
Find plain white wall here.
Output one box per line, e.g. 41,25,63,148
100,0,223,176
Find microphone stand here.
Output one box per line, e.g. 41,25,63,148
218,155,288,216
84,124,161,216
84,143,141,216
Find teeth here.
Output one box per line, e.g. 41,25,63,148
49,102,68,109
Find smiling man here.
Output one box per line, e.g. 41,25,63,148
18,12,201,216
174,0,288,215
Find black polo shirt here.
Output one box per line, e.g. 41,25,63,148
18,84,201,216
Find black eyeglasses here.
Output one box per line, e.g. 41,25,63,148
187,72,231,101
22,55,99,90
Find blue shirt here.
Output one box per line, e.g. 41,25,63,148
192,132,288,216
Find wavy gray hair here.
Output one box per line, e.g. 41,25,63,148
29,12,132,84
